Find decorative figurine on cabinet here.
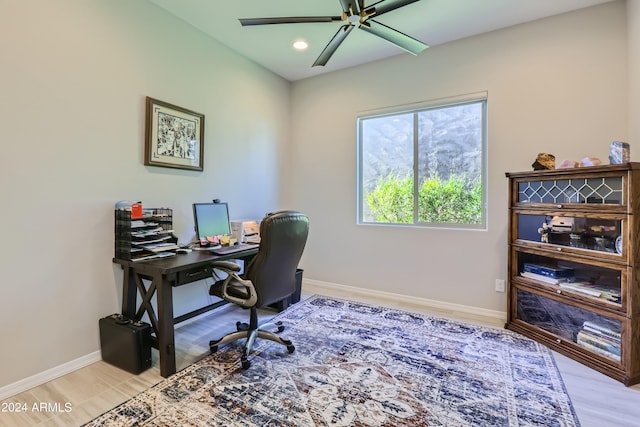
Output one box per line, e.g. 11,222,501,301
538,222,551,243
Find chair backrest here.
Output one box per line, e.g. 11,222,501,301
245,211,309,307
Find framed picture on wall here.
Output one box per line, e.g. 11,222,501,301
144,97,204,171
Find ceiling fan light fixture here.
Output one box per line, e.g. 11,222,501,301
347,14,360,24
293,40,309,51
241,0,427,67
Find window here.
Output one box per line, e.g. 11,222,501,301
357,93,487,228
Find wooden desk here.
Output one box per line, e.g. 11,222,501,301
113,248,258,377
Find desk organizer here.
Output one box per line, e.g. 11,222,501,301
114,207,177,260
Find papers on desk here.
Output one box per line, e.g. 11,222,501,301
130,220,159,228
135,242,180,252
244,235,261,244
130,251,176,262
132,232,179,252
131,227,174,238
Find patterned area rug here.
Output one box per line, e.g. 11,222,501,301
84,295,580,426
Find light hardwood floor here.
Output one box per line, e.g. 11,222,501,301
1,286,639,427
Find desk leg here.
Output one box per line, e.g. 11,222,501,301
155,273,176,378
121,265,137,319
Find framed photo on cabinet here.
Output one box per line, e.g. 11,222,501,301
144,97,204,171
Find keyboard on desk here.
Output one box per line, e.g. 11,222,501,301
210,243,259,255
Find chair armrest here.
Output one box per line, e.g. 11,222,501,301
210,260,256,307
211,260,242,273
221,274,257,307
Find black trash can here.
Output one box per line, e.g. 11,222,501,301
271,268,303,311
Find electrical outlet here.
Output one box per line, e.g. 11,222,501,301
495,279,506,293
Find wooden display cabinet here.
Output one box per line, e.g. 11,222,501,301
506,163,640,385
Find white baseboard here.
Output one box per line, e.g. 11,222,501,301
302,278,507,322
0,351,102,400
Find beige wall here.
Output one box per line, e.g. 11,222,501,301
0,0,290,389
289,1,628,311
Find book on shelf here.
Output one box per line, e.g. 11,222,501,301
558,282,621,302
518,271,621,303
558,283,602,297
582,320,621,339
523,263,574,279
577,330,621,350
520,271,565,285
576,332,621,362
576,339,621,362
582,326,621,342
580,329,621,349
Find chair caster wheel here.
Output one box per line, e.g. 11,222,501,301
210,344,218,353
287,344,295,353
277,325,285,333
241,357,251,369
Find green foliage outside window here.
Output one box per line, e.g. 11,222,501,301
365,173,414,223
366,174,482,224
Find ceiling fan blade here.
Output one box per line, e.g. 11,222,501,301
359,19,428,55
364,0,420,18
339,0,360,15
239,16,341,26
313,25,354,67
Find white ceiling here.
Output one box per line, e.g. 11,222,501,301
148,0,615,82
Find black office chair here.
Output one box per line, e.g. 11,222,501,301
208,210,309,369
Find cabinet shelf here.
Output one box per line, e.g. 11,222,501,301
506,163,640,386
511,209,627,264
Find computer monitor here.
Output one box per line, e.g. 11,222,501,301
193,202,231,239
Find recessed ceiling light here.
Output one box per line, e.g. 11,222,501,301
293,40,308,51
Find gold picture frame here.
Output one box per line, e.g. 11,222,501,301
144,97,204,171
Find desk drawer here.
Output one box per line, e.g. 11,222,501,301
177,266,213,285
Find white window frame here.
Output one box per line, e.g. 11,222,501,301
356,92,488,229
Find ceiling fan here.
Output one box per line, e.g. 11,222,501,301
239,0,429,67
